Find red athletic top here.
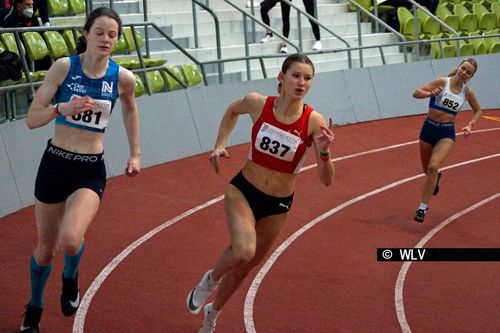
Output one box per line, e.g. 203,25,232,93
249,96,313,174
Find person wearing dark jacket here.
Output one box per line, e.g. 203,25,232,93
0,0,39,28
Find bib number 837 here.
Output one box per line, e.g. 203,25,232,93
259,136,290,157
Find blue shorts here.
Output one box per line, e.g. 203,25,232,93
229,171,294,222
35,140,106,203
419,118,456,146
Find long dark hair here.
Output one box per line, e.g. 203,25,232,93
76,7,122,54
448,58,478,77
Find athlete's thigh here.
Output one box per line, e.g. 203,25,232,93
429,138,454,168
59,188,101,242
251,213,288,265
419,140,434,173
34,199,65,250
224,184,257,248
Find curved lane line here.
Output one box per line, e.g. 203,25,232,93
243,153,500,333
395,193,500,333
73,127,500,332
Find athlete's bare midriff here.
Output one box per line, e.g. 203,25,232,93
51,124,105,154
241,159,296,197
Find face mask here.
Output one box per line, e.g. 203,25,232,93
23,8,34,18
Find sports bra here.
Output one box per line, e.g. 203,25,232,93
429,77,467,116
249,96,313,174
54,55,120,133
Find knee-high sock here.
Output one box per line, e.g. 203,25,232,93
29,255,52,308
63,242,85,279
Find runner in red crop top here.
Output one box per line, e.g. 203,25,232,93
249,95,313,174
186,54,335,332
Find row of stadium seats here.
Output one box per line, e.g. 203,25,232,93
134,64,203,97
47,0,86,17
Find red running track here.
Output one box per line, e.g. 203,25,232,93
0,110,499,333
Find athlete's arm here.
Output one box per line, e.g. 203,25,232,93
461,86,482,136
118,67,141,176
412,77,445,99
309,111,335,186
210,92,266,174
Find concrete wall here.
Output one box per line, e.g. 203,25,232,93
1,54,499,218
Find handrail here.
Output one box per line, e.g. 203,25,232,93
190,0,224,84
346,0,408,66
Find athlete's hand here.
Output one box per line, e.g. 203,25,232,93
315,118,335,152
428,87,442,98
209,147,230,174
461,124,472,137
125,156,141,177
58,96,96,117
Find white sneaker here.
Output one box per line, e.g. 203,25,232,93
246,0,260,8
280,45,289,53
199,303,219,333
186,270,219,315
43,22,51,27
312,40,322,51
260,34,274,43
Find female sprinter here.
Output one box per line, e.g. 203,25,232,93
413,58,481,223
186,53,335,332
20,7,141,332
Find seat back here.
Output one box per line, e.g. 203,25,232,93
43,31,69,59
436,5,460,32
112,33,127,54
145,70,164,93
0,33,24,56
473,3,497,31
397,7,421,39
134,74,145,97
62,30,80,55
22,32,50,61
47,0,69,16
454,4,479,32
123,27,145,52
417,8,440,36
180,64,202,87
67,0,86,15
161,65,185,91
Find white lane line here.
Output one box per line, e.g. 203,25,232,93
73,127,500,332
243,153,500,333
395,193,500,333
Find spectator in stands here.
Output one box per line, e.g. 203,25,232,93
34,0,50,26
0,0,39,27
186,53,335,333
412,58,481,223
19,7,141,333
260,0,322,53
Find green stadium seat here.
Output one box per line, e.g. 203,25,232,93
134,74,145,97
62,30,81,55
0,33,25,56
144,58,167,67
472,3,497,31
180,64,202,87
492,2,500,25
112,33,127,54
43,31,69,59
397,7,421,40
161,65,185,91
468,33,488,54
417,8,440,38
47,0,69,16
436,5,460,35
145,70,164,93
67,0,86,15
123,27,145,52
482,32,500,53
430,35,456,58
454,4,479,34
21,32,50,62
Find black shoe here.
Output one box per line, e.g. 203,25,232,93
20,303,42,333
433,172,442,196
61,271,80,317
414,208,428,223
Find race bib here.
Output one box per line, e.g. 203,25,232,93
255,122,302,162
438,91,464,112
63,95,112,130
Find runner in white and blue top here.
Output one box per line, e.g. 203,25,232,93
54,54,119,133
411,58,482,223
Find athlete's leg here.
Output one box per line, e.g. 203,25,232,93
419,139,433,174
420,138,454,205
212,210,287,311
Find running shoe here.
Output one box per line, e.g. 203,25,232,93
186,270,219,315
20,303,42,333
60,271,80,316
312,40,322,51
260,34,274,43
433,172,442,196
414,208,428,223
199,303,219,333
280,45,289,54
